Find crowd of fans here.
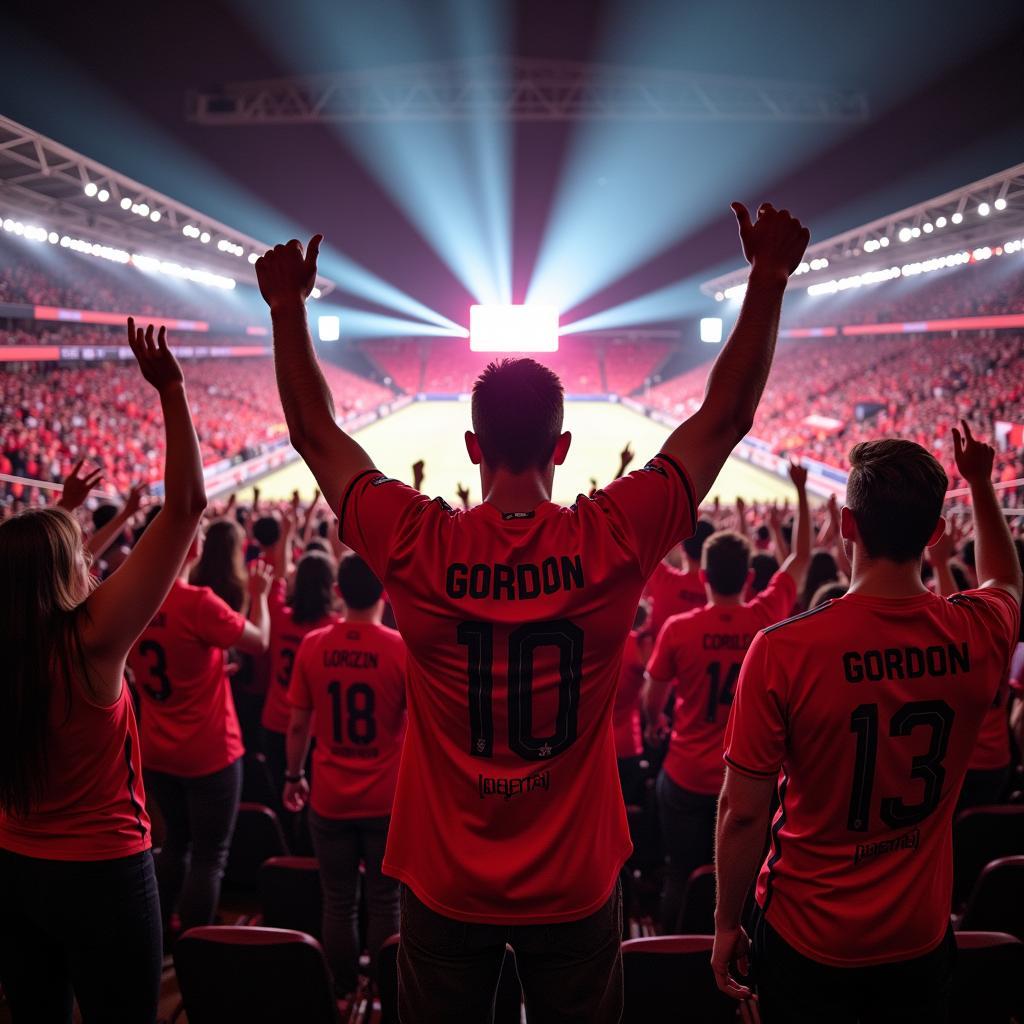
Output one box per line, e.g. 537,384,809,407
0,356,393,500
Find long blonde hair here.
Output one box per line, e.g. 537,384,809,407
0,507,92,816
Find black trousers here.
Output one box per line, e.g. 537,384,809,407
144,757,243,931
655,769,717,932
308,811,399,996
0,847,162,1024
398,881,623,1024
751,907,956,1024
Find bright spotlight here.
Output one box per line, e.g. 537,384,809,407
149,210,161,222
879,236,890,247
248,252,259,264
469,304,559,352
700,317,723,344
318,315,341,342
97,189,109,202
994,197,1007,211
47,231,58,244
935,216,947,228
199,231,210,243
898,227,913,242
121,197,132,210
311,287,322,299
923,222,933,233
83,182,98,197
952,212,963,224
978,202,990,217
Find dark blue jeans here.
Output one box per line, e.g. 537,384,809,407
0,847,162,1023
655,769,717,932
145,757,243,931
309,811,399,996
398,881,623,1024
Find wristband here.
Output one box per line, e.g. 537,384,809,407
284,771,306,783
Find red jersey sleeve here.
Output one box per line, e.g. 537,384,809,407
949,585,1021,673
594,452,698,579
747,570,798,627
287,633,315,711
648,616,684,681
338,471,433,582
193,588,247,649
723,630,788,779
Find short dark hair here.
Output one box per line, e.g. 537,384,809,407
683,519,716,562
702,530,751,596
253,516,281,547
750,553,779,594
471,359,564,473
846,440,947,562
305,539,329,554
92,503,119,530
337,553,384,610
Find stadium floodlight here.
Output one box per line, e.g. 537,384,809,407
700,317,723,344
97,189,109,202
318,315,341,342
978,202,990,217
469,304,558,352
994,197,1007,211
199,231,210,243
149,210,160,222
121,197,133,210
935,216,947,228
923,222,933,233
898,227,913,242
83,182,98,197
951,212,963,224
311,287,322,299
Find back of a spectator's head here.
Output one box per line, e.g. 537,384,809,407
337,553,384,610
92,503,119,531
470,359,565,474
755,524,770,544
750,553,779,594
683,518,716,563
845,440,947,562
701,530,752,597
253,515,281,548
811,582,847,608
305,539,328,554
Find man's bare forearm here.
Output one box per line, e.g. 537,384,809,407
970,476,1022,591
271,301,338,448
703,272,787,435
715,795,771,930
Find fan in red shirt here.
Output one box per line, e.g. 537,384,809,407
713,424,1022,1023
0,321,208,1021
129,529,271,934
612,606,651,806
260,552,339,810
256,202,809,1022
644,462,810,931
282,553,406,998
643,519,716,640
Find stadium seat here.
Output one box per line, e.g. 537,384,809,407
174,925,342,1024
621,936,736,1023
677,865,716,935
260,856,323,941
952,931,1024,1023
953,805,1024,906
224,803,290,890
959,857,1024,941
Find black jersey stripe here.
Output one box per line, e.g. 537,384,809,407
656,451,698,535
762,600,837,635
724,754,779,780
761,773,789,916
122,733,148,841
337,468,382,544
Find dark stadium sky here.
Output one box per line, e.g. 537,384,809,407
1,0,1022,326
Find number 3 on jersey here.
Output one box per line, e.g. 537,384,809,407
458,619,583,762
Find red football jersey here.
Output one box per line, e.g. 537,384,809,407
612,631,645,759
0,679,150,861
725,587,1020,966
261,580,339,735
338,453,697,924
289,620,407,820
128,579,246,777
648,571,795,795
644,561,706,640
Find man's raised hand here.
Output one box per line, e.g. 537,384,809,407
255,234,323,311
127,319,183,393
731,202,810,283
953,419,995,485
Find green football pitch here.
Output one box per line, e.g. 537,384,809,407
236,400,797,509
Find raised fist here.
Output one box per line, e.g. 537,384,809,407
256,234,322,311
731,202,810,282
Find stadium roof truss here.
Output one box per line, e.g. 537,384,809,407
0,114,335,295
701,160,1024,297
186,57,869,125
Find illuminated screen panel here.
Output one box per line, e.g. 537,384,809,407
700,317,723,344
470,304,559,352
